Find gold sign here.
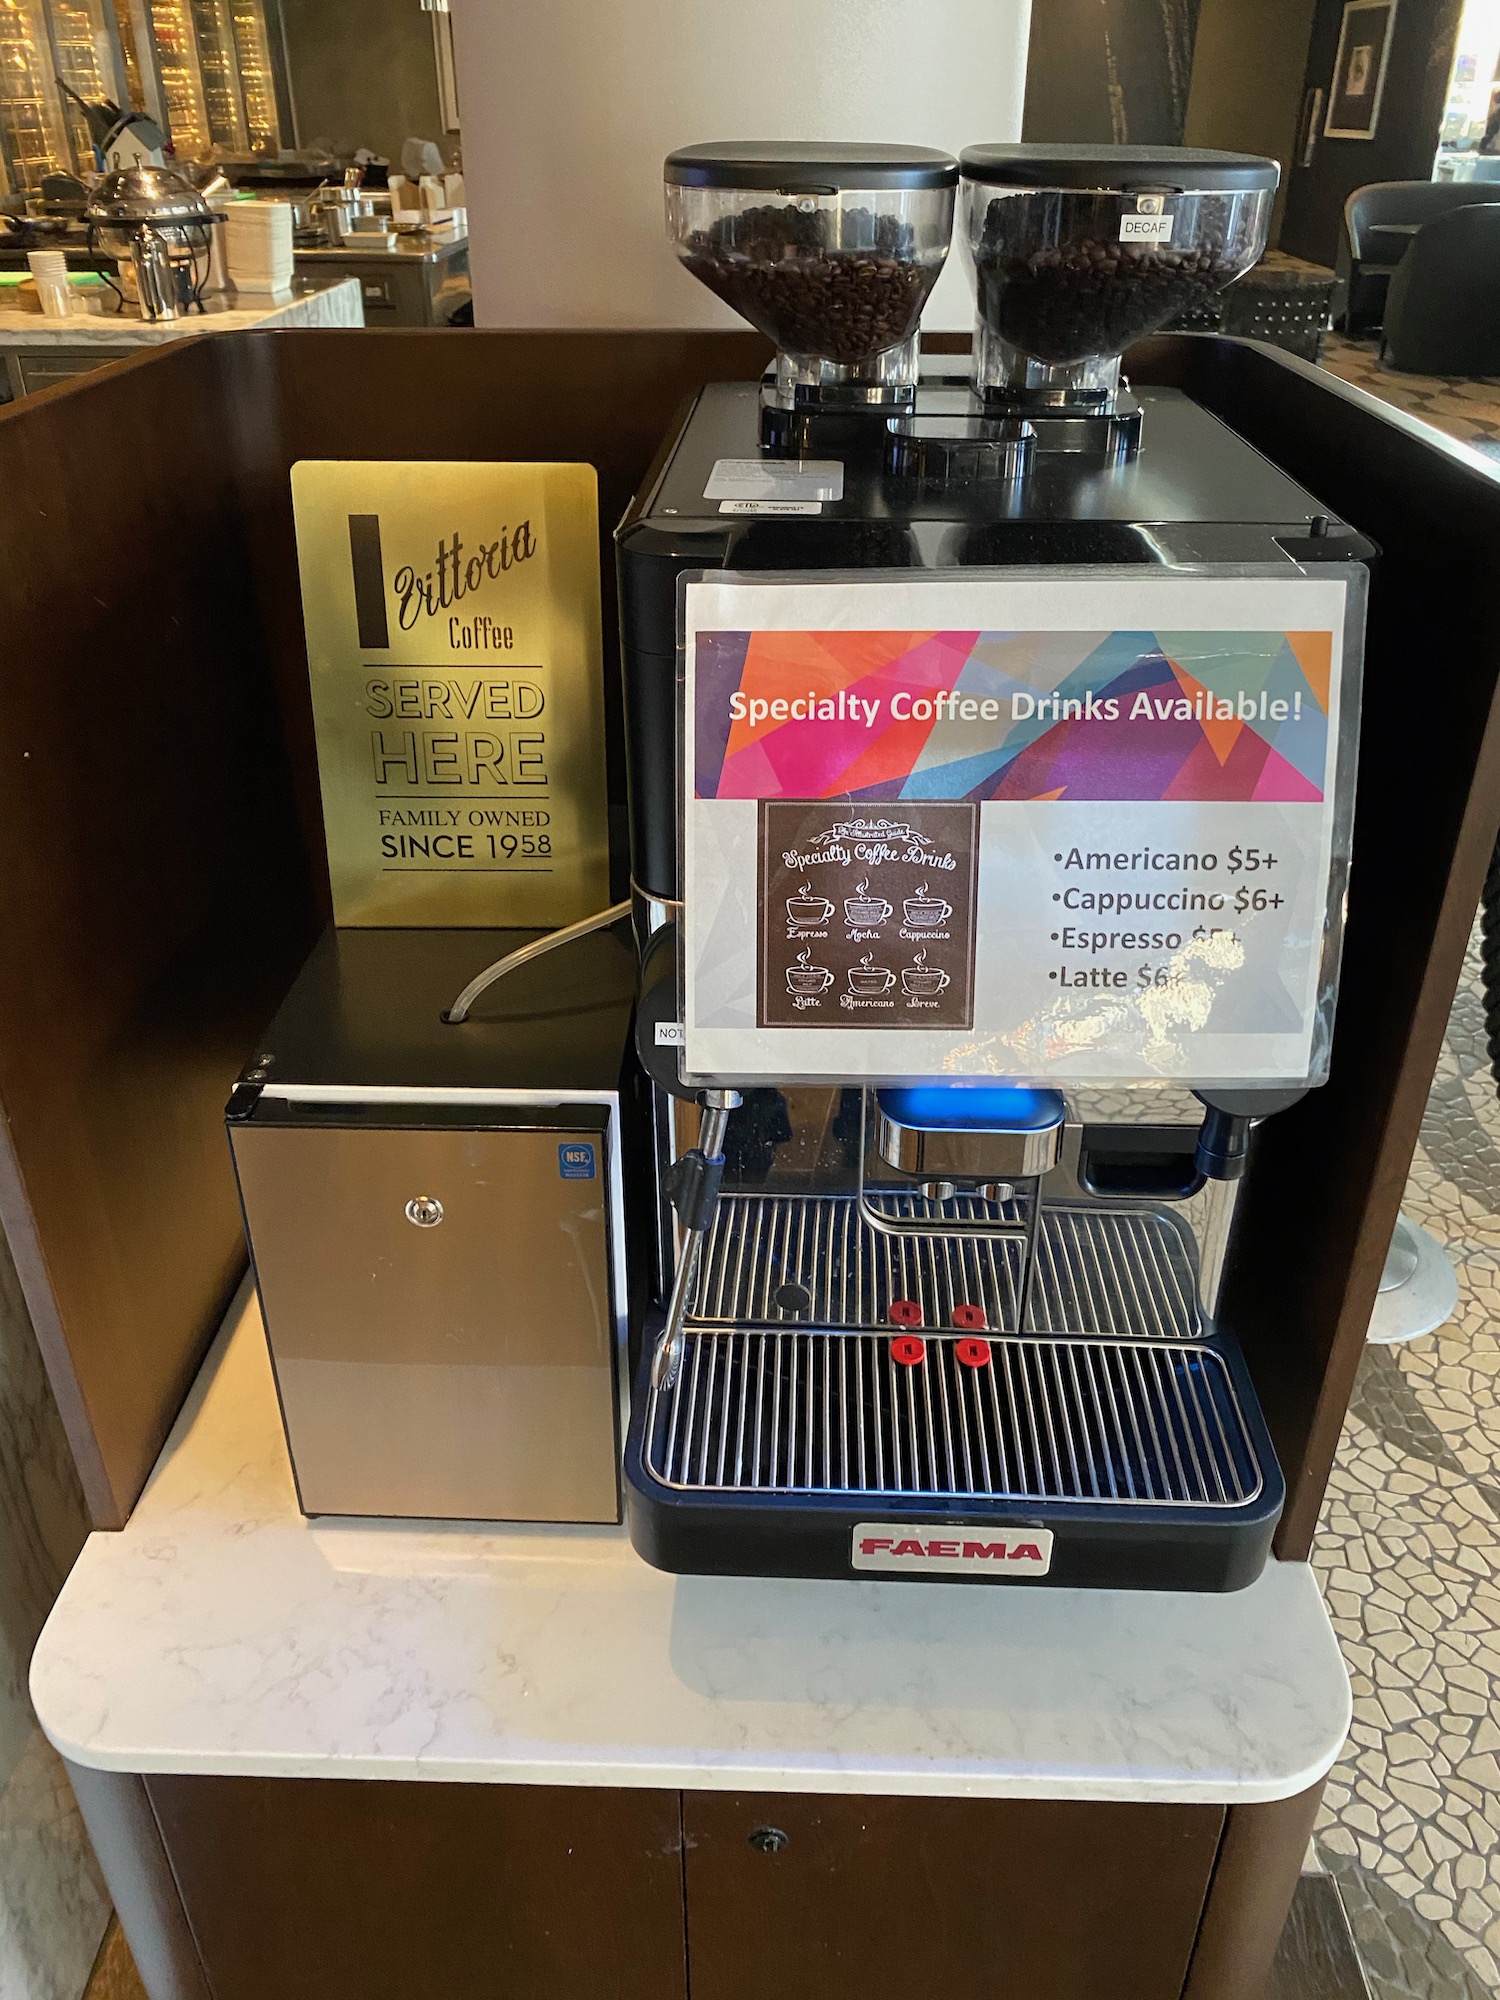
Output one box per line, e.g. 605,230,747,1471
290,461,610,927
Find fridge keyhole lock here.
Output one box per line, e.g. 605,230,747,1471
748,1826,789,1855
405,1196,445,1228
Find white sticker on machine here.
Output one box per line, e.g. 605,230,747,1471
1120,213,1176,244
850,1524,1054,1576
704,457,845,503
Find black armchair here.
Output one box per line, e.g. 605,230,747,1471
1380,202,1500,374
1339,179,1500,334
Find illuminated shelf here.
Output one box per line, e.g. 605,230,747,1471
227,0,274,150
0,0,69,188
148,0,208,154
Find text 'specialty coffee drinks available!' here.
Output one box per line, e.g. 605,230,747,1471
291,460,610,926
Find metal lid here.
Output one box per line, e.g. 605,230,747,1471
84,166,213,224
959,144,1279,194
665,142,959,192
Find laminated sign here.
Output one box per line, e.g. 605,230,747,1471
681,570,1363,1087
291,461,610,926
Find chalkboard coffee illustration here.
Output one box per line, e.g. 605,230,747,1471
786,887,834,930
903,889,952,929
847,953,896,996
844,880,894,927
758,801,977,1030
902,950,950,996
786,948,834,996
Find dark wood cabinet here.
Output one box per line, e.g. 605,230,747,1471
68,1765,1321,2000
142,1775,687,2000
681,1792,1224,2000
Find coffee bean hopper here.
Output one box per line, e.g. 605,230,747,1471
616,140,1374,1592
958,143,1278,460
665,141,958,446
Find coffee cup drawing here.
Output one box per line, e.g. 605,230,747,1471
847,950,895,997
904,883,952,928
903,947,950,997
786,882,834,928
843,877,893,928
786,946,833,996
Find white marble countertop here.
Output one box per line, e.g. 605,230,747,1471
0,275,362,346
30,1287,1350,1800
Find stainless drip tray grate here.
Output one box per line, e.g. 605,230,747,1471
645,1331,1263,1508
692,1193,1201,1340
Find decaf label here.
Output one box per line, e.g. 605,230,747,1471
291,461,610,927
757,802,978,1030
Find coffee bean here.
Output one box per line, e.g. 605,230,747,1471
683,203,937,368
972,195,1245,367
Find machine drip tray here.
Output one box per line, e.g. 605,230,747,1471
624,1317,1283,1591
625,1195,1284,1590
644,1330,1261,1508
694,1192,1203,1340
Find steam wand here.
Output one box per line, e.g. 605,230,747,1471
651,1088,741,1392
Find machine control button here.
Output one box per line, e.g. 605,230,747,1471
404,1196,445,1228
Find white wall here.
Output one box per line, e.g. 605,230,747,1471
450,0,1032,330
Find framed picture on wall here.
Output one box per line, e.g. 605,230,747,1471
1324,0,1399,140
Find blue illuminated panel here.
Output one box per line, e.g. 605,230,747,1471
876,1086,1066,1134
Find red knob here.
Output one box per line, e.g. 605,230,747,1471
952,1303,988,1331
889,1298,924,1328
890,1334,927,1366
955,1335,992,1369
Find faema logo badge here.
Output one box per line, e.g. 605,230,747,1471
850,1524,1053,1578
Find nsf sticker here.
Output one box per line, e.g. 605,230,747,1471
558,1142,596,1181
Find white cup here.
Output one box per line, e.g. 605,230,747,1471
27,250,71,318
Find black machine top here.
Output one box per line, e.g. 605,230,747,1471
959,144,1279,193
664,141,960,192
231,926,636,1097
628,382,1332,544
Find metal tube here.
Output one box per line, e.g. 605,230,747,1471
650,1088,740,1392
443,901,631,1023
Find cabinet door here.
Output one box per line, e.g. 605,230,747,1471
683,1792,1223,2000
146,1775,687,2000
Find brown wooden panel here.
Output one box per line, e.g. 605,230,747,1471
145,1773,686,2000
0,328,768,1528
1128,334,1500,1556
1184,1781,1326,2000
0,342,321,1525
682,1791,1223,2000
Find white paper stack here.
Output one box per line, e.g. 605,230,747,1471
224,201,294,295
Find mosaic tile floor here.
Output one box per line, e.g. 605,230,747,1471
1313,923,1500,2000
1318,335,1500,461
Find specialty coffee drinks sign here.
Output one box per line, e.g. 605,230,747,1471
758,801,979,1029
291,461,609,926
682,570,1362,1087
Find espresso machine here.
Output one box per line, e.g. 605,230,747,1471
617,143,1372,1590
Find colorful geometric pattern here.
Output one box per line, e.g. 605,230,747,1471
695,628,1333,805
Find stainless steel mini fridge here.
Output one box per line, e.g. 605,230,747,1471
227,925,640,1524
